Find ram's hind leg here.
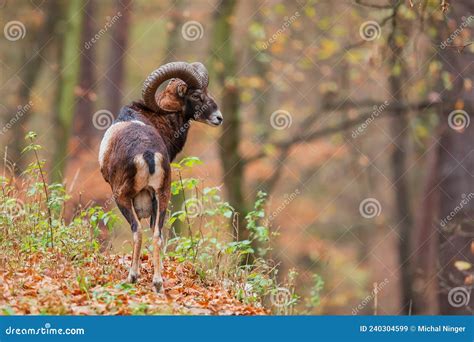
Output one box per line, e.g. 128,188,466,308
117,199,142,283
151,192,163,292
151,181,170,293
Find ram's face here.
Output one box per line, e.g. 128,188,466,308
185,88,223,127
156,79,223,126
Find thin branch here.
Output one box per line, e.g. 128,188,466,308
354,0,392,9
445,42,474,53
244,101,440,164
30,138,53,247
322,99,437,112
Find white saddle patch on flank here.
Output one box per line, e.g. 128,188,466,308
98,120,147,168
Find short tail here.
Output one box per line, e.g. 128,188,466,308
143,150,156,174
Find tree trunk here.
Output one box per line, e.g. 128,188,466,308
73,0,97,147
105,0,132,116
412,134,441,314
167,0,185,235
11,0,62,167
211,0,247,241
436,0,474,314
51,0,83,181
387,3,415,314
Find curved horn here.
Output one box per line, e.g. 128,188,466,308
142,62,204,111
191,62,209,88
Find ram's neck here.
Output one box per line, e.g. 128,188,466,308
130,102,190,161
156,114,190,161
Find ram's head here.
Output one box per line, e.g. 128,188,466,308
142,61,223,126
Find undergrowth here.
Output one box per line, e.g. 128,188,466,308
0,132,324,315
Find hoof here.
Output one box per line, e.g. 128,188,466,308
127,271,138,284
153,277,163,293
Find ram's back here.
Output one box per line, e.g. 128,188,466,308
98,106,169,202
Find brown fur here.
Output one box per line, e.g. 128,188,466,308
98,77,222,292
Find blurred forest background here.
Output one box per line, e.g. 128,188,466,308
1,0,473,315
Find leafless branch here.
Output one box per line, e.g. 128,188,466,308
244,100,440,164
354,0,393,9
445,42,474,53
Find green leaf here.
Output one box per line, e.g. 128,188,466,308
24,131,37,140
179,156,202,168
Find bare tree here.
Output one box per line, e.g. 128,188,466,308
211,0,248,240
436,0,474,314
104,0,132,115
51,0,84,181
387,2,416,314
11,0,63,167
73,0,97,148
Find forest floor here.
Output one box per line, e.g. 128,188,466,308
0,252,267,315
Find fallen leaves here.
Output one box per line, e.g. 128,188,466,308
0,252,268,316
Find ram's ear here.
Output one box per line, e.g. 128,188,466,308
176,83,187,98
